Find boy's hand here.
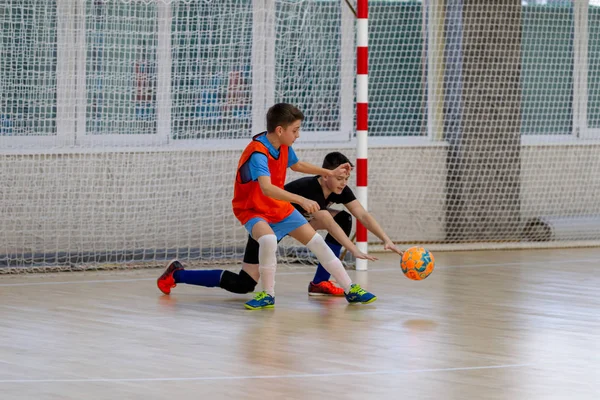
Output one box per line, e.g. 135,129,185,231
384,241,404,256
330,162,353,178
299,198,320,214
351,249,378,261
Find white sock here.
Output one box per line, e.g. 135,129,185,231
306,233,352,292
258,234,278,296
259,265,276,296
322,259,352,293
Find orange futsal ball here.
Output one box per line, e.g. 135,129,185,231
400,246,434,280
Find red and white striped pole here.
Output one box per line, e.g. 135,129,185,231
356,0,369,271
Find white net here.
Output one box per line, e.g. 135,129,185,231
1,0,600,271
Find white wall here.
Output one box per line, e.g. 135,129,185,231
521,144,600,219
0,143,599,261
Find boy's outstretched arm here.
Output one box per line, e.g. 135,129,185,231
345,199,404,256
257,176,320,214
311,211,377,261
290,161,352,178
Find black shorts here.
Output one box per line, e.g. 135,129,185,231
242,235,261,264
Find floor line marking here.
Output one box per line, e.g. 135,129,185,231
0,363,532,384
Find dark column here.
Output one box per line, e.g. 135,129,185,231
445,0,523,241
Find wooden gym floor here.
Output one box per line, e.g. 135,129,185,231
0,248,598,399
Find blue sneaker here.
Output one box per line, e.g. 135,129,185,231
244,291,275,310
345,284,377,304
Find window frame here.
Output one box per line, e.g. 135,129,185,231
573,0,600,139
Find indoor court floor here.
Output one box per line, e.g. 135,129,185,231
0,248,598,399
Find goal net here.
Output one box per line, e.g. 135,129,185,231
1,0,600,271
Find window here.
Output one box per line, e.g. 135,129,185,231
275,0,342,132
370,1,425,137
521,0,574,135
0,1,57,137
171,0,253,140
85,0,159,137
586,5,600,130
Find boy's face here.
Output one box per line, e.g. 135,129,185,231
276,120,301,146
323,171,350,195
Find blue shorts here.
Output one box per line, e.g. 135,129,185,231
244,209,308,241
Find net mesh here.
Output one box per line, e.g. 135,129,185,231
1,0,600,272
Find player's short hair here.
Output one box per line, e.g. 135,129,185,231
266,103,304,133
322,152,354,170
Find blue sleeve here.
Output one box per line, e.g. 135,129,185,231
287,147,299,168
248,153,270,181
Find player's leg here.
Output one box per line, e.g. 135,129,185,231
308,210,352,296
220,236,259,294
157,236,259,295
244,210,313,309
219,267,258,294
288,221,376,304
244,218,278,310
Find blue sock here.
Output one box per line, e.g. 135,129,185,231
312,242,342,284
173,269,223,288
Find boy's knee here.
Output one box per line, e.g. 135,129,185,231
220,270,257,294
257,234,278,267
257,234,278,253
325,211,352,246
325,211,352,245
333,210,352,236
313,210,334,221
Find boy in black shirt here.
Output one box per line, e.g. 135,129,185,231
282,152,403,294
